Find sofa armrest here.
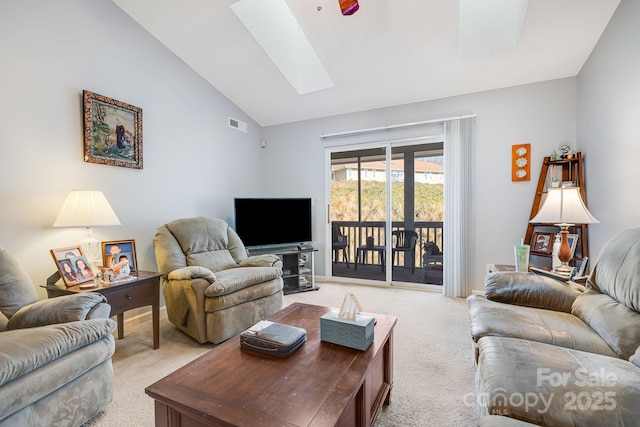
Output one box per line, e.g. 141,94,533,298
239,254,283,269
7,293,111,330
484,271,585,312
168,266,216,283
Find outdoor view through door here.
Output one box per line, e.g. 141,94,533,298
330,143,444,285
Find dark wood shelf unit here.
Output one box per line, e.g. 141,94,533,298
525,152,590,269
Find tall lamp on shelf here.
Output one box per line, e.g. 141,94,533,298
529,187,598,275
53,190,121,267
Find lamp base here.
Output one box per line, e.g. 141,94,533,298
553,263,573,276
80,227,99,269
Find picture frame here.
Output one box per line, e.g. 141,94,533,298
83,90,143,169
101,240,138,273
50,246,95,287
531,232,554,254
567,233,579,258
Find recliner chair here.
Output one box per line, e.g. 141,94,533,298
153,217,284,344
0,247,115,427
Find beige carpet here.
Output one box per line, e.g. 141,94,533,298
85,282,480,426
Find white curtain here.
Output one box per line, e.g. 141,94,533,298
443,117,475,297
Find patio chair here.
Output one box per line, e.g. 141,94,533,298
392,230,418,274
332,224,350,268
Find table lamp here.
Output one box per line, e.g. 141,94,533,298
53,190,121,266
529,187,598,275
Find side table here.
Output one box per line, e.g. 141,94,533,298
355,245,386,272
43,270,162,349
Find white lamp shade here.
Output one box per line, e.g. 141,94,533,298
530,187,599,225
53,190,121,228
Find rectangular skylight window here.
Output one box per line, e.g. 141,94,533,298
459,0,529,60
231,0,335,95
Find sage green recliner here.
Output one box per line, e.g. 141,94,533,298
153,217,284,344
0,247,116,427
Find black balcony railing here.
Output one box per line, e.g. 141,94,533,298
331,221,443,269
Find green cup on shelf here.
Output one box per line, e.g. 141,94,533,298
514,243,530,272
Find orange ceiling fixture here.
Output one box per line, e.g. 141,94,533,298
339,0,359,15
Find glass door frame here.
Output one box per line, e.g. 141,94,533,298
326,136,443,287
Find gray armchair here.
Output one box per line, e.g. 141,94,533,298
153,217,284,344
0,247,116,427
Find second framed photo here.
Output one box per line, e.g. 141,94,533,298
50,246,95,287
531,232,554,254
102,240,137,273
567,233,579,258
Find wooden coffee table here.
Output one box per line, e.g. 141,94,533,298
145,302,397,427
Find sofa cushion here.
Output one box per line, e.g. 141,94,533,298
204,267,283,297
468,295,617,357
0,248,38,318
0,318,116,387
587,227,640,312
476,336,640,426
485,272,584,313
572,290,640,360
188,250,237,273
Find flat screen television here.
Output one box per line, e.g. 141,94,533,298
234,198,312,248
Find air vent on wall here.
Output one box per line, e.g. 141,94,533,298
228,117,248,133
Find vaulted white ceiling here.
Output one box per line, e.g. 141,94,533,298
112,0,620,127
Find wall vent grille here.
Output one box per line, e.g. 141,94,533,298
228,117,248,133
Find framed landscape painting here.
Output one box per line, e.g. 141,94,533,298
83,90,143,169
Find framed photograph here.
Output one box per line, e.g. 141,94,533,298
531,232,554,254
50,246,95,287
102,240,138,273
83,90,143,169
567,233,579,258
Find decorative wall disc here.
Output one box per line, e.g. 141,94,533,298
512,143,531,181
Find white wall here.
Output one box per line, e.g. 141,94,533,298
0,0,265,297
578,0,640,256
263,78,578,290
1,0,602,296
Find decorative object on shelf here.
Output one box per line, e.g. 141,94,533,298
50,245,95,287
551,233,561,269
531,231,554,254
530,187,599,275
101,240,137,273
550,150,557,161
83,90,143,169
558,143,571,159
53,190,121,268
511,143,530,181
567,233,579,259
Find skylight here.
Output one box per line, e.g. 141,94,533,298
230,0,335,95
459,0,529,60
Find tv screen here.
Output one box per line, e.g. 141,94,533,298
234,198,312,248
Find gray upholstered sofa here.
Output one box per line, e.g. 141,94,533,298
0,248,116,427
153,217,284,344
468,228,640,426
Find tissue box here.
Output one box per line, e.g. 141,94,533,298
320,310,375,351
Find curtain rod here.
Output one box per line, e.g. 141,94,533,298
319,114,476,140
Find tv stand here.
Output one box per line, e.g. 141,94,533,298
249,246,318,295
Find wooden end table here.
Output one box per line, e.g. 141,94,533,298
146,302,397,427
43,270,162,349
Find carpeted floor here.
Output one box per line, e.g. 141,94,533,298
85,282,480,426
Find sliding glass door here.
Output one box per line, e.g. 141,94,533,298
329,142,444,286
